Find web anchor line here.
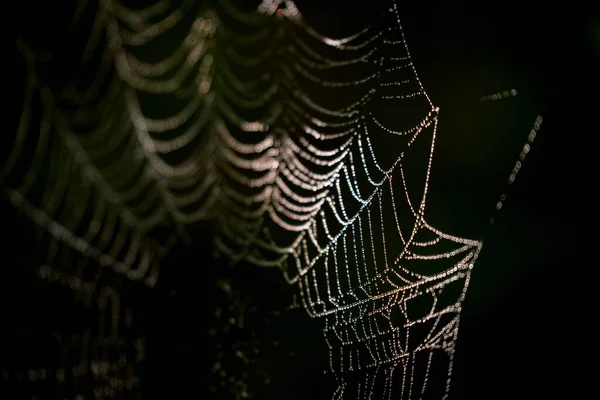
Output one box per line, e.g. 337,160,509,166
489,114,542,226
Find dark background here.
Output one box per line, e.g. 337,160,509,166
2,1,597,399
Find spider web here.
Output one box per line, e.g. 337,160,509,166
3,0,496,398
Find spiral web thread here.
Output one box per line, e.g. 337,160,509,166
3,0,491,398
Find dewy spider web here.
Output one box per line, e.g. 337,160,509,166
2,0,508,398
